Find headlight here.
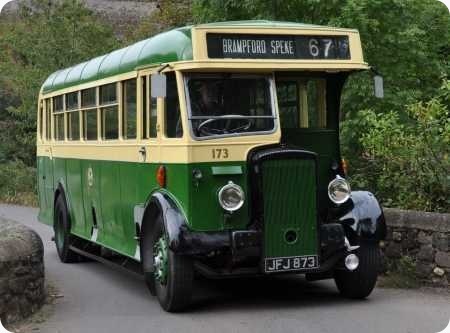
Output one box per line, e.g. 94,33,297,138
328,176,351,204
218,181,244,212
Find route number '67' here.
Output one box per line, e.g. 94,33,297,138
309,38,333,58
212,148,229,159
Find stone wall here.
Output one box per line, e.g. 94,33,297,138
382,208,450,287
0,220,45,324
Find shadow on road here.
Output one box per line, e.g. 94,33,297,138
51,253,359,312
190,275,357,313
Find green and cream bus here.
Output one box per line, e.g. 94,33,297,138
37,20,386,312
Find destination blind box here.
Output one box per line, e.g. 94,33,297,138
206,33,351,60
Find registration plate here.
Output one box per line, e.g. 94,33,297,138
265,255,319,273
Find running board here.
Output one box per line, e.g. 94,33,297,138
69,244,144,280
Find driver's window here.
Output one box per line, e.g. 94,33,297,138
187,75,274,138
164,73,183,138
277,78,327,129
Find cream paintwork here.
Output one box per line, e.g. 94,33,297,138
37,24,367,163
36,135,279,163
191,26,367,67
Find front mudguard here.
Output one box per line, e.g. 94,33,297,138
143,191,229,256
331,191,386,243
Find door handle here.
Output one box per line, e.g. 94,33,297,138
138,146,146,161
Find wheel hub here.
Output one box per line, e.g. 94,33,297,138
153,235,168,285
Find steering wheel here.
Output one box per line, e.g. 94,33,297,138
197,117,252,136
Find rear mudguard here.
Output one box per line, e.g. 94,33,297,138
331,191,386,242
142,191,229,255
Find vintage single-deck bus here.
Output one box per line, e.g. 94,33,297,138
37,20,386,312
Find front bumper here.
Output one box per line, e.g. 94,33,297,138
172,223,347,276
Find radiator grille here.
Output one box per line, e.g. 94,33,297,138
262,158,318,258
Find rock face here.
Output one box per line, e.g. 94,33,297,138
1,0,157,36
0,219,45,324
382,208,450,288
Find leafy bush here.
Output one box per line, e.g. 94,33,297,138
0,0,119,166
342,81,450,212
0,161,37,206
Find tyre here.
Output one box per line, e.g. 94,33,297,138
334,242,380,299
141,212,194,312
54,194,78,263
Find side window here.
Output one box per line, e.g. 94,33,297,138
165,73,182,138
122,79,137,139
100,83,118,140
141,77,149,139
150,94,157,138
45,98,51,140
276,81,299,129
66,92,80,141
142,76,158,139
306,80,327,128
277,78,327,129
38,101,44,140
53,95,64,141
81,88,97,140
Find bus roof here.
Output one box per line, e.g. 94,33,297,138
41,20,362,94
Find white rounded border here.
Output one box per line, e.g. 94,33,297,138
0,0,13,14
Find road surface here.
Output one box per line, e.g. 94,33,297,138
0,204,449,333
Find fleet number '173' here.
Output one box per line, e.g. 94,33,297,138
212,148,229,159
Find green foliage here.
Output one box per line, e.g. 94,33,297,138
193,0,450,119
336,0,450,119
379,255,419,289
192,0,343,24
0,0,119,166
128,0,193,42
192,0,450,212
0,161,37,206
342,81,450,212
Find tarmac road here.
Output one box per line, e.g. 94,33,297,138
1,204,449,333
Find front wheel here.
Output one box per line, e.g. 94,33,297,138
334,242,380,299
142,213,193,312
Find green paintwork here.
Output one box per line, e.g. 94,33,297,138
41,20,351,94
211,165,243,175
262,158,318,258
37,156,249,259
282,128,339,212
41,27,193,93
38,19,356,265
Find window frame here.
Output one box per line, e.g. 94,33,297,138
183,73,278,141
99,83,119,141
122,79,138,140
53,95,65,141
276,76,328,130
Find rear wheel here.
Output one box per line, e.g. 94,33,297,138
54,194,78,263
142,213,193,312
334,242,380,299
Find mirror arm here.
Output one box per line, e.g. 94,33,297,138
370,66,382,76
156,63,171,73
